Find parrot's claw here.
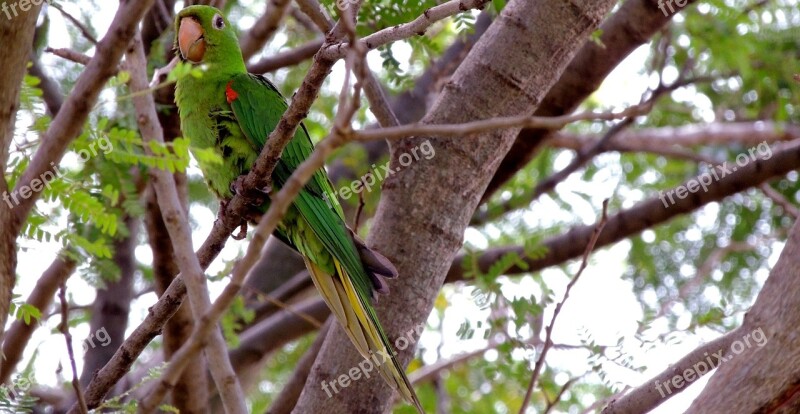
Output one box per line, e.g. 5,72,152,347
231,175,272,206
232,221,248,240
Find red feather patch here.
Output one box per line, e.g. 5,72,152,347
225,81,239,104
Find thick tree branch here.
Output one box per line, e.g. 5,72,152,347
448,140,800,282
240,0,293,60
602,328,743,413
28,56,64,117
0,254,76,384
294,0,333,33
144,183,208,414
231,298,329,373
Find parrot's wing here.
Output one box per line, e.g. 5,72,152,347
226,73,393,296
227,73,421,413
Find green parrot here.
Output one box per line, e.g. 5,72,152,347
173,5,424,413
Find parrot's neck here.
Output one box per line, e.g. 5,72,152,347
175,72,228,134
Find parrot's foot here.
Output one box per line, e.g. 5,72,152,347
232,221,248,240
230,175,272,206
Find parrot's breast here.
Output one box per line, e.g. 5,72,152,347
176,77,259,199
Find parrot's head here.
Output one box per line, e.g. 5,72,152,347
175,5,244,71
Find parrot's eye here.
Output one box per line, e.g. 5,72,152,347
212,14,225,30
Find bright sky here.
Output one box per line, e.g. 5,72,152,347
9,2,780,413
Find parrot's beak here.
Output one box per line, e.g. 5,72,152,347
178,17,206,63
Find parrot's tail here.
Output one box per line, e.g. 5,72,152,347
304,258,424,414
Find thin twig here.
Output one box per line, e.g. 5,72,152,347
519,199,610,413
353,184,366,231
58,283,88,414
50,2,98,44
334,0,401,130
543,377,579,414
349,101,651,142
760,183,800,219
320,0,492,60
45,47,92,65
472,118,633,225
149,56,178,88
247,39,323,74
244,285,323,328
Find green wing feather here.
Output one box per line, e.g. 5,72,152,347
226,73,423,412
226,74,371,293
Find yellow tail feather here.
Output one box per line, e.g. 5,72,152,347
303,258,424,413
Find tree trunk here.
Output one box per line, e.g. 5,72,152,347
0,2,44,370
291,0,616,412
687,216,800,412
